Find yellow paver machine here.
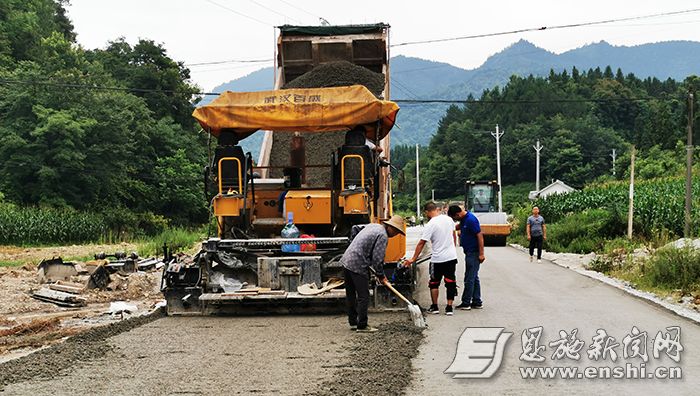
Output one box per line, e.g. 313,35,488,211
162,85,410,315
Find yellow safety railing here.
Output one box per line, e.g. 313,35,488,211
340,154,365,190
218,157,243,194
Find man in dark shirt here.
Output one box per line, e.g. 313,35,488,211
527,206,546,263
448,205,485,310
341,215,405,332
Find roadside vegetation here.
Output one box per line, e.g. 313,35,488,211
508,175,700,297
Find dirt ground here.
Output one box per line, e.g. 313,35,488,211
0,242,138,264
0,313,424,396
0,261,164,361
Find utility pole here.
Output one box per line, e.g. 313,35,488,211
685,92,694,237
628,146,636,239
533,140,543,192
415,144,420,221
611,149,617,177
491,125,504,212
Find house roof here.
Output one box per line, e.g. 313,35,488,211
529,179,576,200
538,179,575,194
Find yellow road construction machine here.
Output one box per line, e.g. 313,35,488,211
464,180,512,246
162,24,411,315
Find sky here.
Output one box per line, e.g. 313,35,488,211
66,0,700,91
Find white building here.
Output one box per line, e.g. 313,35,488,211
528,179,576,200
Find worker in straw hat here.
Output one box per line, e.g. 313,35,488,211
341,215,406,333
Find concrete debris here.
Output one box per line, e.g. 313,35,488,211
31,288,86,308
36,257,78,284
108,301,138,316
86,265,111,290
136,258,160,271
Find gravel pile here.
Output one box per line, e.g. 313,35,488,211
283,61,385,96
312,319,425,396
269,61,385,186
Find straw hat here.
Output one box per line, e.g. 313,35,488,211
382,215,406,235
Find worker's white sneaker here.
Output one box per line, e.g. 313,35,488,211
356,326,379,333
350,325,357,331
537,259,542,263
529,256,533,262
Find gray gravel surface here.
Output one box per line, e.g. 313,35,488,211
1,312,423,396
0,309,165,391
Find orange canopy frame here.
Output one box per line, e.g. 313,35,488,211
193,85,399,141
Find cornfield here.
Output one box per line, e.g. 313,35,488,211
534,177,700,238
0,204,108,245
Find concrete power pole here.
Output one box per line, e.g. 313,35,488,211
533,140,543,192
611,149,617,177
628,146,636,239
491,125,504,212
685,92,694,237
416,144,420,221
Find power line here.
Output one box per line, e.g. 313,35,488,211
247,0,303,24
391,8,700,47
203,0,272,26
186,58,273,67
189,62,274,74
0,78,680,104
275,0,321,20
395,97,660,104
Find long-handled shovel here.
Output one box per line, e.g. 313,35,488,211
369,267,426,328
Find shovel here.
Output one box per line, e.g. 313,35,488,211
369,267,426,328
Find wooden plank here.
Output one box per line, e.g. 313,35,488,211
259,290,287,295
299,258,322,288
257,258,280,289
48,283,83,294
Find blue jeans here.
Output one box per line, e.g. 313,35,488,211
461,252,482,306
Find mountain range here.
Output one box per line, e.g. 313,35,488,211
200,40,700,157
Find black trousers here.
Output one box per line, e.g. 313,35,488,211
529,235,543,259
344,268,370,328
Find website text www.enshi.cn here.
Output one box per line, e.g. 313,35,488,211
519,363,682,380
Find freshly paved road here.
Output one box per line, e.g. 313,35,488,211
404,226,700,395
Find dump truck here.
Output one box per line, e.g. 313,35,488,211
162,24,412,315
464,180,511,246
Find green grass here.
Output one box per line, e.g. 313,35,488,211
137,227,207,257
585,240,700,296
0,260,25,267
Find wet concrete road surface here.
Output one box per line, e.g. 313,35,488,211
406,228,700,395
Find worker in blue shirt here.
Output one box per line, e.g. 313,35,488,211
448,205,485,310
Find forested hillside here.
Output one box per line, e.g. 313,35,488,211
211,40,700,156
0,0,207,236
392,67,700,212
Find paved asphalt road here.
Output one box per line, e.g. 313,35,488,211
404,226,700,395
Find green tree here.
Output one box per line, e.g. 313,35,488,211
89,38,200,127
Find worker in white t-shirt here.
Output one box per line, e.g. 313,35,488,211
405,201,458,316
